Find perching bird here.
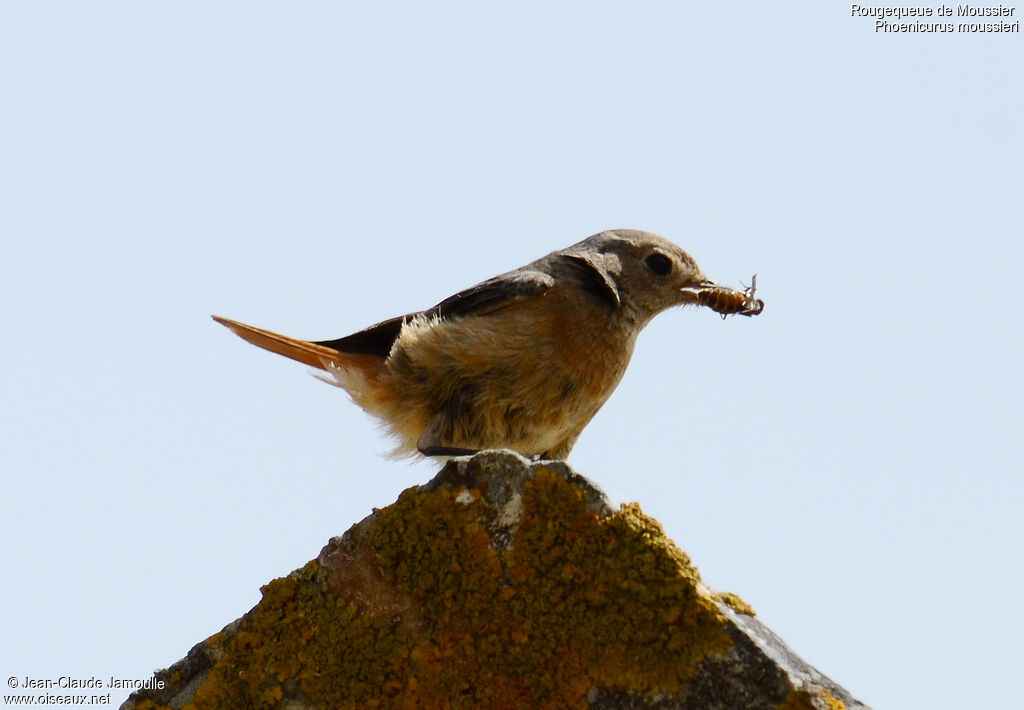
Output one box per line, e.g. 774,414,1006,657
213,229,762,459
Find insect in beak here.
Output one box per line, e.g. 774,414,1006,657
695,274,764,318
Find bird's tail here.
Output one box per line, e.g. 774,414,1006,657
211,315,343,371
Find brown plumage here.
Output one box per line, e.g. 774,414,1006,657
213,229,764,459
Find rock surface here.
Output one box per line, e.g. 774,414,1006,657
122,451,869,710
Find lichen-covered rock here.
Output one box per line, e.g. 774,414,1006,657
122,451,869,710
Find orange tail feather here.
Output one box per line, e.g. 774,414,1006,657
211,315,342,371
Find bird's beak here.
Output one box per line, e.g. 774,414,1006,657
681,278,721,291
678,278,717,304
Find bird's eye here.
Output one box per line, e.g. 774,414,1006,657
645,253,672,276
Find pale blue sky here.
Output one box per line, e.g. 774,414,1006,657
2,3,1021,708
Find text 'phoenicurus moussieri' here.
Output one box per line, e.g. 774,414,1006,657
214,229,763,459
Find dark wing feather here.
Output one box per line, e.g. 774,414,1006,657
315,270,554,358
426,271,554,320
315,316,406,357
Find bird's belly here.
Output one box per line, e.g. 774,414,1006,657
378,312,632,457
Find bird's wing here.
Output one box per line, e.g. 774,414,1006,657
315,315,406,357
215,270,556,363
426,269,555,319
315,269,556,358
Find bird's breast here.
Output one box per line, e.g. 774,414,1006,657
379,288,638,455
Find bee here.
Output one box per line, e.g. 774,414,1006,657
697,274,764,319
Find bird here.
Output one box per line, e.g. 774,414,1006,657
213,229,761,459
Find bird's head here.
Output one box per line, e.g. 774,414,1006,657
557,229,715,326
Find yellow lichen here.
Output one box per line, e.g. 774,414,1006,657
716,590,757,616
162,468,734,709
821,690,848,710
778,687,848,710
130,700,170,710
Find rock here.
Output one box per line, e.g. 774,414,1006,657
122,451,869,710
